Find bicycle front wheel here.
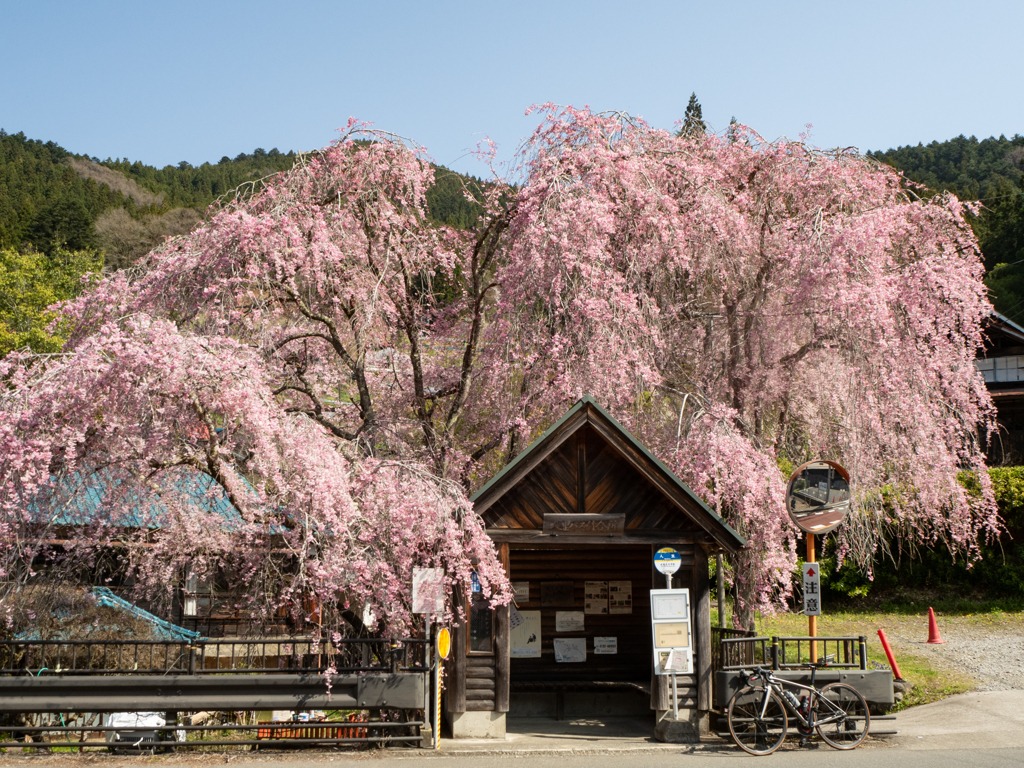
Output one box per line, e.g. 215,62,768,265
815,682,870,749
727,685,788,755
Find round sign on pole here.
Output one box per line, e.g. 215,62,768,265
654,547,682,576
437,627,451,660
785,460,852,535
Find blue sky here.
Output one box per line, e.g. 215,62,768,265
3,0,1021,176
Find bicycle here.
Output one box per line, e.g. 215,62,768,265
726,662,870,755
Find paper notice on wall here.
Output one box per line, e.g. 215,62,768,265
594,636,617,654
510,604,524,630
555,611,585,632
609,581,632,614
511,610,541,658
553,637,587,662
512,581,530,602
584,581,608,614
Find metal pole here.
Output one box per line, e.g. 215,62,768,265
807,533,817,663
672,672,678,719
432,627,441,749
716,553,726,628
666,570,677,718
423,615,431,718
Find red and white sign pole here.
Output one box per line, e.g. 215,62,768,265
786,460,851,666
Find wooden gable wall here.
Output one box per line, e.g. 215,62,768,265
481,426,701,535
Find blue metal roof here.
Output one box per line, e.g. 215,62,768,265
29,467,250,530
90,587,200,640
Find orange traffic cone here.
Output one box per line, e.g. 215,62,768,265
926,607,946,644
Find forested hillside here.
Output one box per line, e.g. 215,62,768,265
0,130,485,271
870,134,1024,319
5,125,1020,318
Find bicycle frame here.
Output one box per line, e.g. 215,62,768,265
745,667,847,731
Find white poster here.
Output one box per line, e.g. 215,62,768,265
585,581,609,614
510,610,541,658
510,604,524,630
594,637,617,654
609,581,632,614
412,568,445,614
555,611,585,632
553,637,587,663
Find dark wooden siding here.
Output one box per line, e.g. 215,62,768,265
466,655,497,711
508,544,691,684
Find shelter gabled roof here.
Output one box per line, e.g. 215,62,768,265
470,396,746,553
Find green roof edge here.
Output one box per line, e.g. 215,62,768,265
470,395,746,549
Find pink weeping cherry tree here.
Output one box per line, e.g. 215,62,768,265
0,108,1000,635
0,122,514,638
495,107,1000,626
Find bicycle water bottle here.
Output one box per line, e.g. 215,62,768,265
783,690,800,710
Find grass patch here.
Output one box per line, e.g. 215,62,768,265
890,650,974,711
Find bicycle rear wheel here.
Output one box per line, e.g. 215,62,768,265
727,685,788,755
815,682,870,749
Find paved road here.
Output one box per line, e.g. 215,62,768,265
5,747,1019,768
3,691,1022,767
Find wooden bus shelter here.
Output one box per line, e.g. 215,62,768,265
445,396,745,740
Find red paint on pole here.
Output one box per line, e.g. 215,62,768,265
877,629,903,681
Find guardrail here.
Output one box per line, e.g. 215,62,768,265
0,636,436,751
0,637,429,676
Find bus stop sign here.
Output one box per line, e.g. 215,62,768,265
654,547,682,576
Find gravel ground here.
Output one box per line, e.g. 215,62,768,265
879,620,1024,692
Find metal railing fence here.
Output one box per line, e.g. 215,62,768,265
718,635,868,672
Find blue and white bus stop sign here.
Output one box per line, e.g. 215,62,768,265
654,547,682,576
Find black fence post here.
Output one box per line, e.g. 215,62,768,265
859,635,867,670
188,644,197,675
389,638,399,674
771,636,779,670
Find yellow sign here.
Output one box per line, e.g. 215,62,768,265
437,627,451,660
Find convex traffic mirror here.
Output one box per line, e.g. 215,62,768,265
785,461,851,535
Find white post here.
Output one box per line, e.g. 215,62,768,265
432,620,440,749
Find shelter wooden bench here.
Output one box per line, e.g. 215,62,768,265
511,679,651,720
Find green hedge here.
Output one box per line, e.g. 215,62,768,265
816,467,1024,603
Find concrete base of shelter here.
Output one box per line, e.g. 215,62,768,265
449,710,507,739
653,708,707,743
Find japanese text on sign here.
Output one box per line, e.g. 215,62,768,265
802,563,821,617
